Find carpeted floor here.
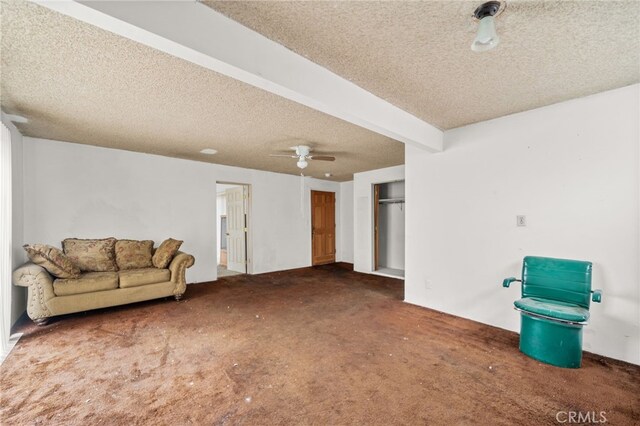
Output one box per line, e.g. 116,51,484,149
1,264,638,425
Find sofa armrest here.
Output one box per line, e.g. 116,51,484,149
591,289,603,303
503,277,521,288
168,251,195,297
12,262,55,320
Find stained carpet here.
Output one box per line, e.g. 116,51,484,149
1,264,638,425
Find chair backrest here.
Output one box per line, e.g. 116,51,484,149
522,256,593,308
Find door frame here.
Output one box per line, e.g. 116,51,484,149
216,181,253,275
219,214,228,266
371,179,405,276
310,190,337,266
373,183,380,271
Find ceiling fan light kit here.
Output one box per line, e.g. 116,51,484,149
293,145,311,158
471,1,505,53
269,145,336,172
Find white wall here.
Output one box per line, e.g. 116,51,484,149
339,181,354,263
22,138,341,284
1,116,26,328
353,165,404,273
405,84,640,365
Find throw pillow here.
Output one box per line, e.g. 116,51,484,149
62,238,118,272
152,238,183,268
23,244,81,279
115,240,154,270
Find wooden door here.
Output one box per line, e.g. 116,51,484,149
311,191,336,265
226,187,246,273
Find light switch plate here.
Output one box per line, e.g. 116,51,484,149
517,215,527,227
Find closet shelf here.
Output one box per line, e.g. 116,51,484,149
378,198,405,204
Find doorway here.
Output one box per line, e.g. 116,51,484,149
311,190,336,265
217,183,250,277
373,180,405,278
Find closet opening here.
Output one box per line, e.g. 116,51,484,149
373,180,405,279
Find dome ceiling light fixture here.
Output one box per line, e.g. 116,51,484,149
471,1,506,53
200,148,218,154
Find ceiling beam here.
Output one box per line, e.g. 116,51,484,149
33,0,442,152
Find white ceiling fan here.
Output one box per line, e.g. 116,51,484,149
269,145,335,170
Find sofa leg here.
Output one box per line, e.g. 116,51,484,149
174,294,184,301
33,317,49,326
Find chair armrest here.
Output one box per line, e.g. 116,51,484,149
12,262,55,320
168,251,195,297
591,289,602,303
503,277,521,288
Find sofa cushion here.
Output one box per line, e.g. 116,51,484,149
119,268,171,288
152,238,183,268
23,244,81,279
53,272,119,296
115,240,154,270
62,238,117,272
514,297,590,323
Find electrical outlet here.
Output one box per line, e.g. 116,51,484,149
517,215,527,227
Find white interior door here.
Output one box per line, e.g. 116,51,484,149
225,187,246,273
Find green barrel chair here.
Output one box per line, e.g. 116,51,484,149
503,256,602,368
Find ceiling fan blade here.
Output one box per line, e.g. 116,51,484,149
309,155,336,161
269,154,298,158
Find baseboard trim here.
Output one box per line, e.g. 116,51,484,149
0,333,23,365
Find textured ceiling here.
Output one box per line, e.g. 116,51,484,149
206,0,640,129
0,0,404,182
2,1,638,181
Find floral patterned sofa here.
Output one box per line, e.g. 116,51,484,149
12,238,194,325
